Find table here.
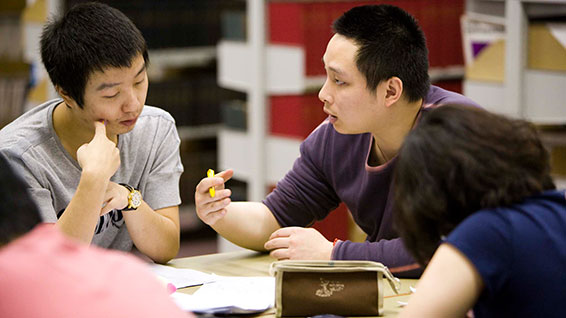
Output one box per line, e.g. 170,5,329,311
169,250,417,317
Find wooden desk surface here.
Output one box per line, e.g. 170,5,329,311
169,250,416,317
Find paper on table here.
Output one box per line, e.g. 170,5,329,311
150,264,217,288
171,276,275,313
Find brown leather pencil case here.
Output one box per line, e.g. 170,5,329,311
270,260,400,317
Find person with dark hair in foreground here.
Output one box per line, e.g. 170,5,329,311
0,2,183,263
194,4,479,277
395,104,566,317
0,155,189,317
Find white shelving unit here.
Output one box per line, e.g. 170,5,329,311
465,0,566,188
217,0,319,198
464,0,566,124
214,0,269,252
218,129,301,185
148,46,216,81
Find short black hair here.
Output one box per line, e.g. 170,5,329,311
393,105,555,265
0,155,42,246
40,2,149,108
333,4,430,102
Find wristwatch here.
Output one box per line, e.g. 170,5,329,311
119,183,142,211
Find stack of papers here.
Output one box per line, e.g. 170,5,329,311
171,276,275,314
149,264,275,314
150,264,217,288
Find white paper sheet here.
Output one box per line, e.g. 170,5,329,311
171,276,275,313
150,264,217,288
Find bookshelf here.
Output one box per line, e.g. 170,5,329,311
464,0,566,186
464,0,566,123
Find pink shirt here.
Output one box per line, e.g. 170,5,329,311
0,224,190,318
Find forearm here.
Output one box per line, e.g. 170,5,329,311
212,202,280,251
333,238,422,278
400,244,482,318
123,203,180,264
56,171,108,244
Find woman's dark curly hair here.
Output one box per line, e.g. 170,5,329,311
393,104,555,265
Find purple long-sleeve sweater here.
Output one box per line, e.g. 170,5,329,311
263,86,480,277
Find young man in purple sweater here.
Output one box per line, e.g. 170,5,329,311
195,4,479,277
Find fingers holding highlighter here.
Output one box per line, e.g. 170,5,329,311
195,168,234,225
207,169,215,197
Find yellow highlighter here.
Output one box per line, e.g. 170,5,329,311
207,169,215,197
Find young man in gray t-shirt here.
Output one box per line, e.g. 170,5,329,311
0,3,183,264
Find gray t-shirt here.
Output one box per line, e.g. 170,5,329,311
0,99,184,251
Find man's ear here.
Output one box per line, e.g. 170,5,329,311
383,77,403,108
55,86,79,109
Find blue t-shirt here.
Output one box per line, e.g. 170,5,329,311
446,190,566,318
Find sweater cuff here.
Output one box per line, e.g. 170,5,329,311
330,239,342,260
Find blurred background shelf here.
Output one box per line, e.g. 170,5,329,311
464,0,566,193
6,0,566,258
148,47,217,80
464,0,566,122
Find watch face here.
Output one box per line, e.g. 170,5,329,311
131,191,142,208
